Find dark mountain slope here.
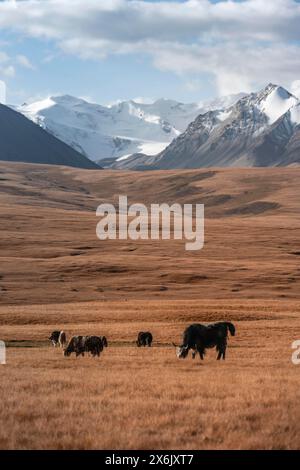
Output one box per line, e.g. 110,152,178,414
0,104,100,169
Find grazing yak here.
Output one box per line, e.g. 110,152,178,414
137,331,153,347
64,335,87,357
173,322,235,360
64,335,107,357
101,336,108,348
49,330,67,348
85,336,107,357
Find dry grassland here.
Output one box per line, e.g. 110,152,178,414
0,162,300,449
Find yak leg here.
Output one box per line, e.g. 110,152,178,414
217,341,226,360
222,343,227,360
221,339,227,360
198,347,205,360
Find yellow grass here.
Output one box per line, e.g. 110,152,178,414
0,163,299,305
1,299,300,450
0,162,300,449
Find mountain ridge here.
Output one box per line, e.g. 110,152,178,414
113,83,300,170
0,103,100,169
15,93,245,164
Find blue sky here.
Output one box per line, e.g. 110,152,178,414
0,0,300,105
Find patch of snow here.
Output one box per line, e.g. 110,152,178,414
218,109,232,122
258,86,298,125
116,140,167,161
290,104,300,126
116,154,132,162
22,97,56,117
138,140,168,155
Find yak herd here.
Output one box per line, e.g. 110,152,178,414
49,331,108,357
49,322,236,361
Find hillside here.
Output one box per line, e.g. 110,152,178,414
0,162,299,305
0,104,99,169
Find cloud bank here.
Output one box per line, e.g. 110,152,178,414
0,0,300,95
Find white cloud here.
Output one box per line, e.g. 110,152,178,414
290,80,300,99
0,80,6,103
16,54,35,70
184,79,204,93
0,64,15,78
42,52,60,64
0,50,15,79
0,1,300,94
3,65,15,77
1,1,299,44
150,40,300,95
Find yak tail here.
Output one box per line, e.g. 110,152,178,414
225,322,235,336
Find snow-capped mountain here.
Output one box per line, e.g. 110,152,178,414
250,100,300,167
114,84,300,169
0,103,99,169
15,93,244,164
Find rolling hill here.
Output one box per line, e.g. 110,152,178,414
0,161,299,305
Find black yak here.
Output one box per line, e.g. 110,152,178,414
137,331,153,347
64,335,107,357
173,322,235,360
101,336,108,348
85,336,105,357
